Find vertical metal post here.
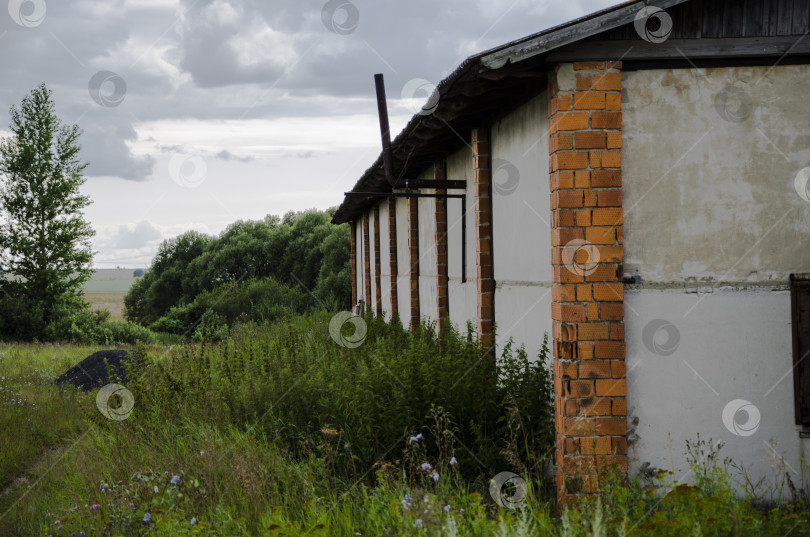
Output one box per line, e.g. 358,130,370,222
374,74,397,187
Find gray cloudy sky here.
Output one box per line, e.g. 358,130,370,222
0,0,617,267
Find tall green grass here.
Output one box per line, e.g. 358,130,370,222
2,315,810,536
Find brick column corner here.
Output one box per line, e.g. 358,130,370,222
548,61,627,503
373,205,382,317
408,194,420,331
350,220,357,309
472,127,494,349
388,197,399,320
435,160,449,335
363,212,372,312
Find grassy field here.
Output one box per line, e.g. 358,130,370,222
84,269,140,321
1,314,809,536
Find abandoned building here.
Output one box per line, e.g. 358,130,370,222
332,0,810,500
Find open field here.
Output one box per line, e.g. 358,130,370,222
85,269,140,293
83,269,140,321
1,315,808,536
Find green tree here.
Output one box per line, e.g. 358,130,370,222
0,84,94,319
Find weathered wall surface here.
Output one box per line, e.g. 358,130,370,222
491,92,553,359
378,200,392,321
446,145,479,331
623,65,810,491
396,197,411,326
419,169,438,324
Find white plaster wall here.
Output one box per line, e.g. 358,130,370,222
491,92,553,359
418,189,439,324
623,65,810,493
396,198,411,328
625,288,807,495
369,210,377,312
378,201,392,321
623,65,810,284
446,145,478,332
354,221,365,307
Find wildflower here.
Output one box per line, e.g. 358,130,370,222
171,475,180,484
460,508,464,513
420,462,431,470
430,471,439,482
80,533,85,536
143,513,151,522
46,513,50,517
190,518,197,525
408,433,423,443
444,505,451,512
405,494,412,501
415,519,422,528
449,456,457,465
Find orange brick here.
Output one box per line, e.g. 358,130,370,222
581,398,612,418
563,455,597,475
584,190,598,207
612,398,627,416
576,209,591,226
579,361,611,379
597,245,623,262
577,341,594,360
611,360,626,378
593,283,623,301
606,60,623,70
576,284,592,301
612,436,628,454
592,111,622,129
594,341,625,359
597,190,622,207
567,380,595,399
597,455,628,473
574,61,605,70
606,131,622,149
592,208,623,226
550,171,574,191
585,264,617,282
573,92,606,110
600,303,625,321
572,171,589,189
553,303,586,322
591,169,621,187
576,74,590,90
587,303,599,320
595,417,626,435
595,379,626,397
581,436,613,454
564,417,596,435
586,227,616,245
557,112,590,130
606,93,622,110
602,151,621,168
558,94,573,111
554,265,585,284
575,131,606,149
555,151,589,170
552,209,576,228
558,189,584,208
591,72,622,91
610,322,625,340
589,150,601,167
576,322,610,340
552,284,577,302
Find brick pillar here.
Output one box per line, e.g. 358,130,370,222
363,212,371,310
408,194,420,331
388,198,399,319
472,128,494,348
435,160,449,335
350,220,357,309
374,205,382,317
548,61,626,502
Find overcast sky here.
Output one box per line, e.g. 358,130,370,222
0,0,617,267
